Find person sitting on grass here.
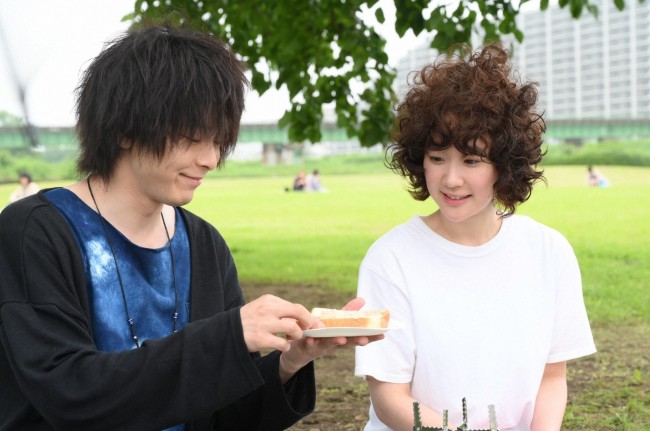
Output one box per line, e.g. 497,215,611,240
8,171,40,204
306,169,328,193
586,164,610,187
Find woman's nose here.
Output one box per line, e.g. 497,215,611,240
443,163,464,188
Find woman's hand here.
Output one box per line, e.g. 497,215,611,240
367,378,457,431
278,297,384,383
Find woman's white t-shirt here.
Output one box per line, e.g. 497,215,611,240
355,215,596,431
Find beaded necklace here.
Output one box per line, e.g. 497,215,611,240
87,177,179,348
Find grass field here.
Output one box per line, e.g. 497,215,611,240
186,163,649,430
1,163,648,429
188,164,650,430
179,165,650,324
4,164,647,325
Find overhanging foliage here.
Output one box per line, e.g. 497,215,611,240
127,0,635,147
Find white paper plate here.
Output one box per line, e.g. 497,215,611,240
303,321,403,338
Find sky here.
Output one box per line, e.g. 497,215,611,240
0,0,425,127
0,0,133,126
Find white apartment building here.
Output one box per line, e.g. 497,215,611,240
394,0,650,121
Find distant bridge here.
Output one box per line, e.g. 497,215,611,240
545,119,650,141
0,123,352,150
1,119,649,150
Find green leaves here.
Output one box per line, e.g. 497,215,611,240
394,0,427,36
250,69,271,95
130,0,398,147
127,0,638,148
375,7,385,24
556,0,601,18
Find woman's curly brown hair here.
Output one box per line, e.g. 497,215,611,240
387,43,546,216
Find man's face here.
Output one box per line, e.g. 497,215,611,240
121,135,220,208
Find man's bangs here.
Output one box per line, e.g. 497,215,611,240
167,102,229,142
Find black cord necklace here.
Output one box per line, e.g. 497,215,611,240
87,177,179,348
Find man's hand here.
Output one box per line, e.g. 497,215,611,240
239,294,315,353
278,297,385,382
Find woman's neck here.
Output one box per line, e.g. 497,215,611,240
424,209,503,246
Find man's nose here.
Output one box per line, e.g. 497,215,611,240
197,141,220,170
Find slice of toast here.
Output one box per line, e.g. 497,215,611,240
311,308,390,328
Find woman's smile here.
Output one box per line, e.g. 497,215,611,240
441,191,471,206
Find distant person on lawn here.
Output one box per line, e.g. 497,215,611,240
586,164,610,187
8,171,39,204
293,169,307,191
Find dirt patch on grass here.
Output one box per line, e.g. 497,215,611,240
244,284,650,431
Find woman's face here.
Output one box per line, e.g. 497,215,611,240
423,142,498,225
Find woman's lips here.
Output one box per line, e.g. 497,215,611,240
441,191,469,206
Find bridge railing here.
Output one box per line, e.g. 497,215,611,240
1,119,650,151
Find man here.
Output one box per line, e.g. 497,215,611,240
0,24,379,431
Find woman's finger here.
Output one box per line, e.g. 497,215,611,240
341,297,365,311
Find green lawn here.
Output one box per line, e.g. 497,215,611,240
2,164,649,429
186,172,428,294
187,164,650,430
182,165,650,327
2,164,648,327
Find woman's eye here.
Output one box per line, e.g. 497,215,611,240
465,158,481,165
428,155,443,162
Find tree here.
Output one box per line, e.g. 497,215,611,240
129,0,638,147
0,111,24,127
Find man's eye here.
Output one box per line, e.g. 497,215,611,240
180,135,200,144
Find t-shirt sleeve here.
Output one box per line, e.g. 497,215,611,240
354,246,416,384
547,242,597,363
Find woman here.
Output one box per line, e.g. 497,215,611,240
354,44,596,431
